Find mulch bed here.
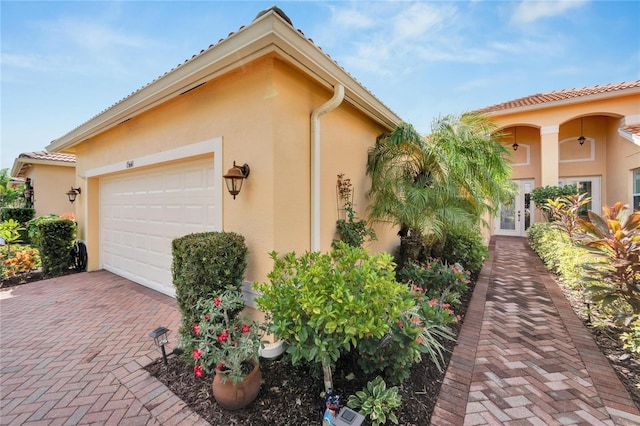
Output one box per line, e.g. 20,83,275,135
145,287,472,425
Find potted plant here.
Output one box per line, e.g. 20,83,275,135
192,288,264,410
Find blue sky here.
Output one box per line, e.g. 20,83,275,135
1,1,639,170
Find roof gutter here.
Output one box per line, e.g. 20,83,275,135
310,84,344,252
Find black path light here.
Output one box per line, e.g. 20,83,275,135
149,326,170,365
223,161,250,199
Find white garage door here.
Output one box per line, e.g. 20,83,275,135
100,158,218,296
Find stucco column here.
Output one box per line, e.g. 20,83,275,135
540,125,560,187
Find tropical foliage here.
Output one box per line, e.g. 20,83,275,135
347,376,402,426
366,113,515,266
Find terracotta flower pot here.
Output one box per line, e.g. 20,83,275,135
211,359,262,410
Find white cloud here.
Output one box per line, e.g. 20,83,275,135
511,0,587,24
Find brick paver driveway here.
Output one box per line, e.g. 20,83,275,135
0,271,207,425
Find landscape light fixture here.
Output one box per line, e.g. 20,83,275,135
512,127,519,151
223,161,250,199
66,187,81,203
149,326,170,365
578,117,586,146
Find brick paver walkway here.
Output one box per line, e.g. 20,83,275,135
0,271,207,425
432,236,640,425
2,238,639,425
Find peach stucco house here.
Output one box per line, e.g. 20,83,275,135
44,7,402,298
478,81,640,237
10,151,77,218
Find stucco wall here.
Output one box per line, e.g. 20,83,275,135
606,117,640,207
71,54,398,283
27,164,76,218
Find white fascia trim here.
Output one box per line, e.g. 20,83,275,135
10,158,75,178
619,128,640,146
46,12,401,154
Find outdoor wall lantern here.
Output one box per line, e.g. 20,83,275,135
66,187,81,203
149,326,170,365
578,117,586,146
223,161,250,199
512,127,519,151
23,178,34,208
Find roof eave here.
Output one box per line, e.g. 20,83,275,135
10,157,76,178
46,11,401,153
484,86,640,117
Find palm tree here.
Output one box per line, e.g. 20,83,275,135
366,113,515,263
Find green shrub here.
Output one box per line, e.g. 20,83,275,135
1,207,35,224
254,242,412,391
37,219,75,276
347,376,402,426
620,316,640,355
357,284,457,383
437,227,488,274
530,185,577,221
396,258,470,304
172,232,248,358
1,208,35,243
527,222,591,289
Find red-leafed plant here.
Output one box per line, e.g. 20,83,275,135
576,202,640,321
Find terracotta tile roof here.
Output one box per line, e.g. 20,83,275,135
478,80,640,114
18,151,76,163
622,124,640,136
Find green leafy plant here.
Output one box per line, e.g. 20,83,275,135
172,231,248,360
0,219,25,257
530,185,578,221
254,242,412,392
576,202,640,320
397,258,470,303
620,316,640,355
334,174,376,248
191,289,264,384
435,226,488,274
36,219,75,276
357,284,457,383
347,376,402,426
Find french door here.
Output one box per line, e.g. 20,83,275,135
495,179,534,237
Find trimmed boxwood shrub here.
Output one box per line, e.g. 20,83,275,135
172,231,248,355
37,219,75,276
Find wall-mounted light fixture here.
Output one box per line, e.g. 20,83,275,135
223,162,250,199
66,187,81,203
578,117,586,146
23,178,34,208
512,127,519,151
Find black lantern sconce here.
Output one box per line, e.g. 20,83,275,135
512,127,519,151
23,178,34,209
578,117,586,146
66,187,81,203
223,161,250,199
149,326,170,365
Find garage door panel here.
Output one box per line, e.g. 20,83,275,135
101,158,217,297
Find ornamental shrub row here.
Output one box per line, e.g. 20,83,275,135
36,219,75,276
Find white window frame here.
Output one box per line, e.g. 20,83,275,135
559,176,601,215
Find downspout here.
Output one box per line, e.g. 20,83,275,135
310,84,344,252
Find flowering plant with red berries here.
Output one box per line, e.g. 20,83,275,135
191,289,264,384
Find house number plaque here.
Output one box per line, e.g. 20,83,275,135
126,161,134,168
